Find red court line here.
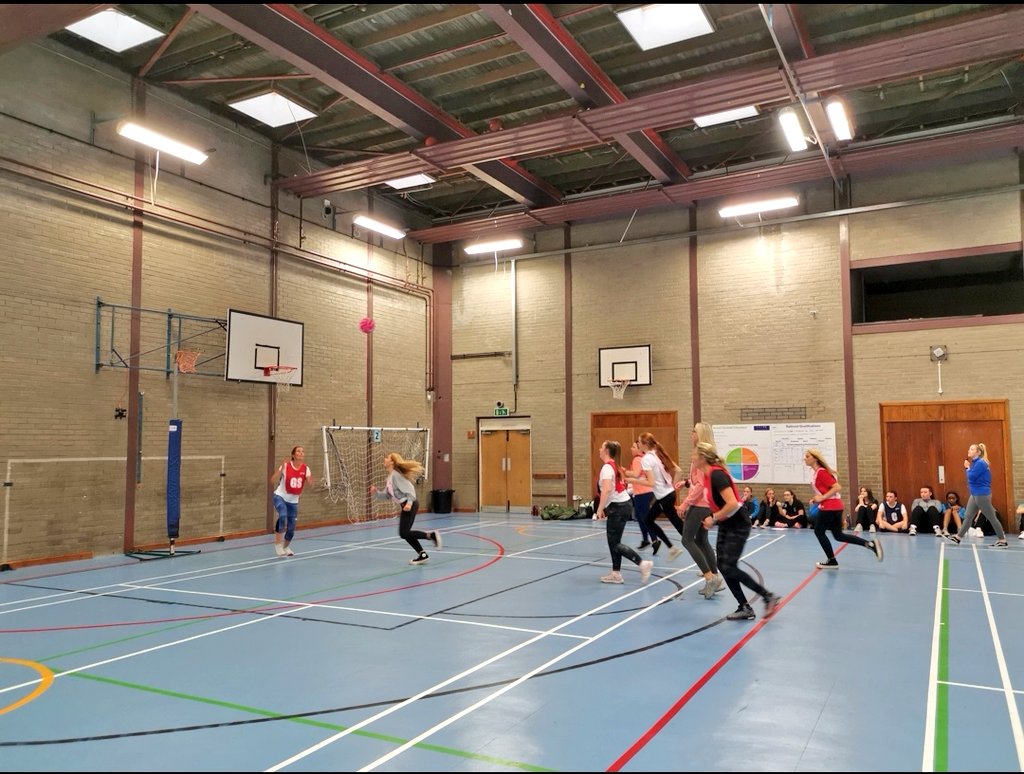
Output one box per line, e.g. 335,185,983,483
0,532,506,633
606,550,837,771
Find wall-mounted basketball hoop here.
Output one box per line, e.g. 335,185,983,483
263,365,298,392
610,379,631,400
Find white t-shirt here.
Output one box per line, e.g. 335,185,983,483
641,451,676,499
600,462,631,505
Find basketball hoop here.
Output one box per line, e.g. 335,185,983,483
174,349,200,374
263,365,298,392
610,379,631,399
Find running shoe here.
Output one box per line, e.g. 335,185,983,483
726,604,755,620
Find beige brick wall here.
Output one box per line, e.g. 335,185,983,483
2,41,1022,566
0,43,431,564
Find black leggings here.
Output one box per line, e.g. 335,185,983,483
645,492,684,546
815,509,872,561
715,515,769,607
398,500,429,553
606,500,643,571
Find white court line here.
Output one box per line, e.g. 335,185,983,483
266,533,785,772
923,541,944,772
0,602,313,697
940,679,1024,695
971,543,1024,770
0,521,513,617
117,584,590,640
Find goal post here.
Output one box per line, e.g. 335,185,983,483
321,426,430,522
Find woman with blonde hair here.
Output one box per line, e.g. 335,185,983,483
695,442,781,621
371,452,441,564
804,449,882,569
947,443,1007,547
677,422,723,599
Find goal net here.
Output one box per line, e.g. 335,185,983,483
321,426,430,522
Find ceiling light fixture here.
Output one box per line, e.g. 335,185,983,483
353,214,406,240
116,121,208,164
718,196,799,219
616,4,714,51
464,239,523,255
778,107,808,152
228,91,317,128
385,173,436,190
825,98,854,141
693,105,759,128
65,9,164,53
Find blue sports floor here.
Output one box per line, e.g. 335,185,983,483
1,514,1022,772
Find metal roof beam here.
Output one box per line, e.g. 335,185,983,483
189,3,560,208
480,3,691,184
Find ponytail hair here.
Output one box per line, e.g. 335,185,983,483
602,440,623,487
638,432,679,475
387,452,424,481
806,448,837,477
976,442,988,461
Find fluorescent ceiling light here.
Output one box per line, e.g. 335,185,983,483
464,239,523,255
825,98,854,141
228,92,317,128
116,121,208,165
718,196,799,219
693,105,759,128
385,173,436,190
617,4,714,51
65,9,164,53
778,107,808,152
353,214,406,240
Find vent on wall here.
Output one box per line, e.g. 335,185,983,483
740,407,808,422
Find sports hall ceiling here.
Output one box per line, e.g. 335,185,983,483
5,4,1024,245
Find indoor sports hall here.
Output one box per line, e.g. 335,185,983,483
2,5,1024,772
2,517,1022,771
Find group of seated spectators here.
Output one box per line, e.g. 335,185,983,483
741,484,1024,538
850,485,1016,536
748,487,811,529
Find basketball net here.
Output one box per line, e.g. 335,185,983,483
263,365,298,392
610,379,631,399
174,349,200,374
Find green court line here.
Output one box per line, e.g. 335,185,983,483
61,669,552,770
28,558,551,771
934,559,950,771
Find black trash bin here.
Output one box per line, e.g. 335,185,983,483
430,488,454,514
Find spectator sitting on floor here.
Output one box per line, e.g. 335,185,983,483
853,486,879,533
909,485,945,536
777,490,807,529
876,490,909,533
753,488,778,528
942,491,963,536
1017,503,1024,540
741,486,760,520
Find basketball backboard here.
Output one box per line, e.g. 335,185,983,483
598,345,652,388
225,309,304,385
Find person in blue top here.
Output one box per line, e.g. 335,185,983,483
947,443,1007,547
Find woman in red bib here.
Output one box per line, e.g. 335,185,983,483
271,446,313,557
596,440,653,585
805,448,883,569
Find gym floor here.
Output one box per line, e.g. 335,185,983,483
1,514,1021,772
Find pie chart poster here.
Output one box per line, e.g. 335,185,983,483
712,423,837,484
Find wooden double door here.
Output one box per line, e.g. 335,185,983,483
479,426,532,513
880,400,1013,528
590,410,680,501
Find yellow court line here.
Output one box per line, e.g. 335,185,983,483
0,657,54,715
